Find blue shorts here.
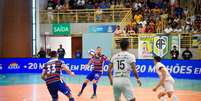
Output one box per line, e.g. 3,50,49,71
86,71,102,81
47,80,71,100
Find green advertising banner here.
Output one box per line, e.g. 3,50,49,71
52,23,71,35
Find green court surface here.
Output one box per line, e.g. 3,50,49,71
0,73,201,91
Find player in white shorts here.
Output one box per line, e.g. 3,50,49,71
152,56,179,101
108,39,142,101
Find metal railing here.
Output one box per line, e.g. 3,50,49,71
113,32,201,49
113,32,201,59
39,8,131,24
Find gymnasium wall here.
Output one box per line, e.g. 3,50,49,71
0,0,4,57
0,0,32,58
82,33,113,58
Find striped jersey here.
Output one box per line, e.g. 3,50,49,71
43,58,65,84
90,54,107,71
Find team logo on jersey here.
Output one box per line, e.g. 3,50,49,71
8,62,20,69
0,64,2,70
153,36,168,57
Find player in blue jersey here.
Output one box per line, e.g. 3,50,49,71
78,47,107,99
41,51,75,101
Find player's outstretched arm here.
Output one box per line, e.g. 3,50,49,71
108,63,113,85
85,59,93,68
153,68,166,92
41,69,47,80
131,63,142,87
63,65,75,77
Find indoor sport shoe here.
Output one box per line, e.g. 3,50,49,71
90,94,97,99
77,92,82,97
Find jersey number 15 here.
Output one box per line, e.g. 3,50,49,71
117,60,125,70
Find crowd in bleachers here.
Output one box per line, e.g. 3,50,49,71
45,0,201,34
122,0,201,35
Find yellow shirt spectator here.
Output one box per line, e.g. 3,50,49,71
134,14,143,23
129,20,137,27
152,8,161,15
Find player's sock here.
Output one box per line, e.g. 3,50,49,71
93,83,97,95
160,96,167,101
69,97,74,101
80,82,87,93
172,95,179,101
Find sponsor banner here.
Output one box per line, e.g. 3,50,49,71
153,36,169,57
88,25,116,33
0,58,201,79
138,35,155,59
52,23,71,35
192,34,201,48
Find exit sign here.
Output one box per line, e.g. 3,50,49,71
52,23,71,35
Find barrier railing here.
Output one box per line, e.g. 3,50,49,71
112,32,201,59
113,32,201,49
39,8,131,24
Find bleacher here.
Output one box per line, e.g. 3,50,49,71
39,0,201,59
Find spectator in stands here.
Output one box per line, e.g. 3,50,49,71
60,0,65,6
134,12,143,24
57,44,65,58
132,0,142,12
99,0,110,9
173,25,182,33
114,25,123,36
164,25,173,34
140,24,146,33
77,0,85,9
144,6,151,17
167,15,174,26
52,0,59,6
129,19,137,27
183,7,189,17
184,18,193,32
151,5,161,15
56,3,63,10
68,0,76,9
124,0,131,8
138,18,147,28
128,25,136,34
156,18,162,32
160,9,168,21
170,46,179,60
149,20,155,33
194,16,201,32
175,5,184,18
38,47,46,58
182,47,193,60
47,5,54,23
47,0,55,9
86,1,94,9
94,2,99,9
114,0,121,7
95,7,103,21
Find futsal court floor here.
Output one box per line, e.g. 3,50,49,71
0,73,201,101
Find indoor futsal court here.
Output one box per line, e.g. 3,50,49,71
0,74,201,101
1,0,201,101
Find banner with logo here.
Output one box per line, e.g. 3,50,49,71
52,23,71,35
153,36,169,57
192,34,201,48
88,25,116,33
1,59,200,79
138,35,155,59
